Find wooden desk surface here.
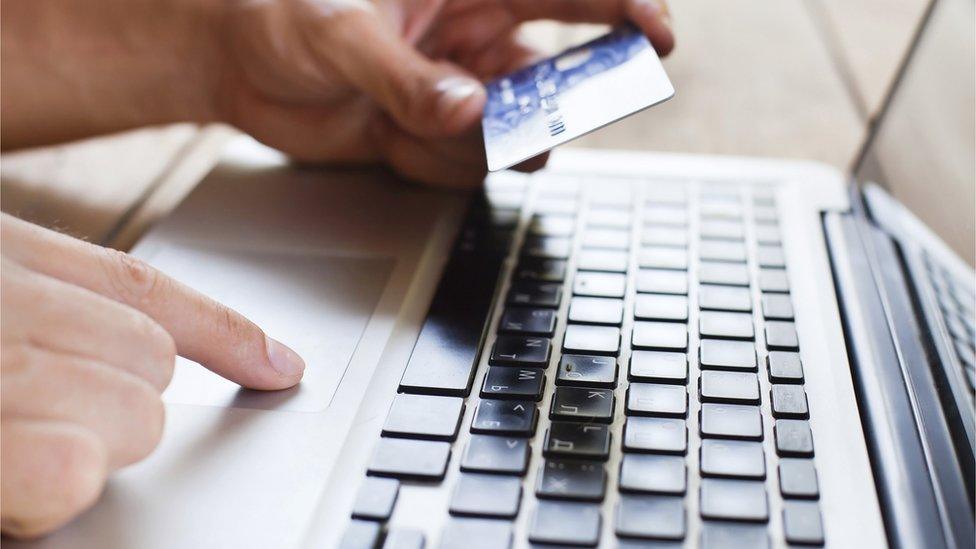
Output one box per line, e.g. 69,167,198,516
1,0,927,250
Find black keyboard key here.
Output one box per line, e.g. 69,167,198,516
536,459,606,501
618,454,686,494
450,473,522,518
757,245,786,268
700,371,761,405
779,458,820,499
636,268,688,294
528,501,602,546
627,383,688,417
544,422,611,460
368,438,450,480
629,351,688,384
700,439,766,479
471,399,537,436
522,236,572,259
700,403,763,441
700,478,768,522
557,354,618,388
771,385,809,418
382,394,464,441
550,387,615,423
699,284,752,312
700,240,747,263
574,272,627,298
700,261,750,286
460,435,530,475
639,247,689,270
351,477,400,520
439,518,511,549
700,311,754,340
632,321,688,350
582,228,631,250
516,258,567,282
568,297,625,325
783,501,825,546
775,420,814,456
563,325,621,355
623,417,688,454
761,293,794,319
767,351,804,383
615,495,685,540
699,339,757,371
577,249,629,272
765,321,799,350
490,336,551,366
498,308,556,336
481,367,545,401
700,522,769,549
758,268,789,292
507,281,562,308
634,294,689,321
382,529,424,549
341,520,382,549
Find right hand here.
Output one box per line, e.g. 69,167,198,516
0,213,306,538
214,0,674,187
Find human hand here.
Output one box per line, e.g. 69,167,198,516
215,0,674,187
0,214,305,538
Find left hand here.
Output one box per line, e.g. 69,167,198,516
214,0,674,187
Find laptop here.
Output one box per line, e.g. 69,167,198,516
16,0,973,547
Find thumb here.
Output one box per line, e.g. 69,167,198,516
299,3,485,137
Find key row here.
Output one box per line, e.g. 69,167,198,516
485,319,799,362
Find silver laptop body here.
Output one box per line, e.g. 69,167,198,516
14,0,973,547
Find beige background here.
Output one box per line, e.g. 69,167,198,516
5,0,956,255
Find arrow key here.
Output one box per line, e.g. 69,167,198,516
471,399,538,436
461,435,530,475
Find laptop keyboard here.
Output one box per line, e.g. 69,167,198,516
922,252,976,392
344,173,825,548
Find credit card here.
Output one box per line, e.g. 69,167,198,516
482,25,674,171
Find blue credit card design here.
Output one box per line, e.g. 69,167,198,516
482,25,674,171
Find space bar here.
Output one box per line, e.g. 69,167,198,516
398,208,506,396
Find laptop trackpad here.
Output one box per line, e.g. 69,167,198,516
145,244,394,413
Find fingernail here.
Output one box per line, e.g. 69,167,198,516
266,336,305,378
435,76,482,122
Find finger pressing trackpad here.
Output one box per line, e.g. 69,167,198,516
144,244,394,413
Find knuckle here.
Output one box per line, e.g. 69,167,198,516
101,248,162,307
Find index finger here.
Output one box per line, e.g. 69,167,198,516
2,215,305,390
